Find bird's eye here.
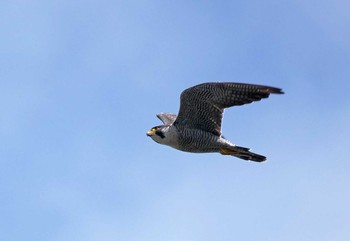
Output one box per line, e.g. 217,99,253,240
155,130,165,139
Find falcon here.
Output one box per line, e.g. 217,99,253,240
146,82,283,162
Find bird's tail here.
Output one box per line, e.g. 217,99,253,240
219,145,267,162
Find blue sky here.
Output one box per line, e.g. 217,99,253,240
1,0,350,240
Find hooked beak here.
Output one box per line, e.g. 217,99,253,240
146,129,155,137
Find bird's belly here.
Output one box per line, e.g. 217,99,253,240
176,130,224,153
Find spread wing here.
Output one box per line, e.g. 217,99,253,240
173,82,284,136
156,113,177,125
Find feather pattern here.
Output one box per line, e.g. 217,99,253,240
147,82,284,162
174,82,283,136
156,113,177,125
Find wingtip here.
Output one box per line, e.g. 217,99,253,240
276,89,285,94
267,87,284,95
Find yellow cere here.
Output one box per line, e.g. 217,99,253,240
147,128,156,136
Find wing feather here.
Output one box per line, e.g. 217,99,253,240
156,113,177,125
173,82,283,136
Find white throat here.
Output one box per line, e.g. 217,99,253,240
152,125,179,148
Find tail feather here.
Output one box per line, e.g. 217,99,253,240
219,145,267,162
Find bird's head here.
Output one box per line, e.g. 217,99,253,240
146,125,169,144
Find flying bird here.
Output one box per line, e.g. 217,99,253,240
146,82,284,162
